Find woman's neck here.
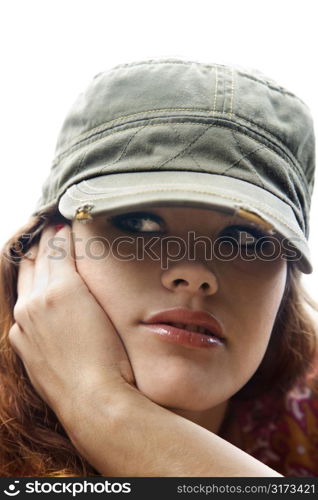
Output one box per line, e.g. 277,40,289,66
166,399,230,434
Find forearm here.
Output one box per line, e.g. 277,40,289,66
58,385,283,477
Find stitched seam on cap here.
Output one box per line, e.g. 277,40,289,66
154,122,216,170
55,119,303,178
213,67,218,116
102,60,305,102
98,124,149,174
53,121,308,195
53,113,307,182
67,185,305,239
167,124,205,172
229,67,235,120
225,131,266,188
54,108,307,164
55,109,215,157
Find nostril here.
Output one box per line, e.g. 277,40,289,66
173,279,185,287
172,279,210,291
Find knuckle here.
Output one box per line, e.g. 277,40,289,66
8,322,22,346
44,284,72,305
23,244,38,261
27,295,42,313
13,301,27,322
16,294,44,317
48,235,68,257
16,281,82,312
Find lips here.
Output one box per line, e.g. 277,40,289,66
142,307,225,340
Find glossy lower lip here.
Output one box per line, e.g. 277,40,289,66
141,323,225,349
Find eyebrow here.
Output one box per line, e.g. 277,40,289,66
235,208,274,231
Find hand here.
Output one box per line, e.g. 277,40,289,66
8,224,136,416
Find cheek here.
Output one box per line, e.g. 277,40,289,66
256,261,288,323
231,261,287,362
230,254,287,307
74,249,153,323
76,255,124,296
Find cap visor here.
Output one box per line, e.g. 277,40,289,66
58,171,312,274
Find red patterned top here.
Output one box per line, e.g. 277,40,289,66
230,374,318,476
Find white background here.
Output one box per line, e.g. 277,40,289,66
1,0,317,301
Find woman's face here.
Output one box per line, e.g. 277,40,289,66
72,206,287,415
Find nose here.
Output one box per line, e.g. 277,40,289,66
161,261,218,296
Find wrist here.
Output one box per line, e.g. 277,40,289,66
55,381,154,475
55,379,146,442
53,382,283,477
56,378,126,421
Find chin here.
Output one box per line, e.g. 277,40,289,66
134,377,221,412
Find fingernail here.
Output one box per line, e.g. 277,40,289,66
54,224,65,233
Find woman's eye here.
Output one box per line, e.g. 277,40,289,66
109,212,165,233
219,225,267,247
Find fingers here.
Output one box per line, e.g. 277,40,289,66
32,226,57,293
8,322,24,357
17,244,38,298
47,224,77,282
16,223,78,303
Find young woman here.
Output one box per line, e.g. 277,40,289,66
0,59,317,477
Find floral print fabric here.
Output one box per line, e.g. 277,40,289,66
233,375,318,476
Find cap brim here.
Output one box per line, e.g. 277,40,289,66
58,171,312,274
